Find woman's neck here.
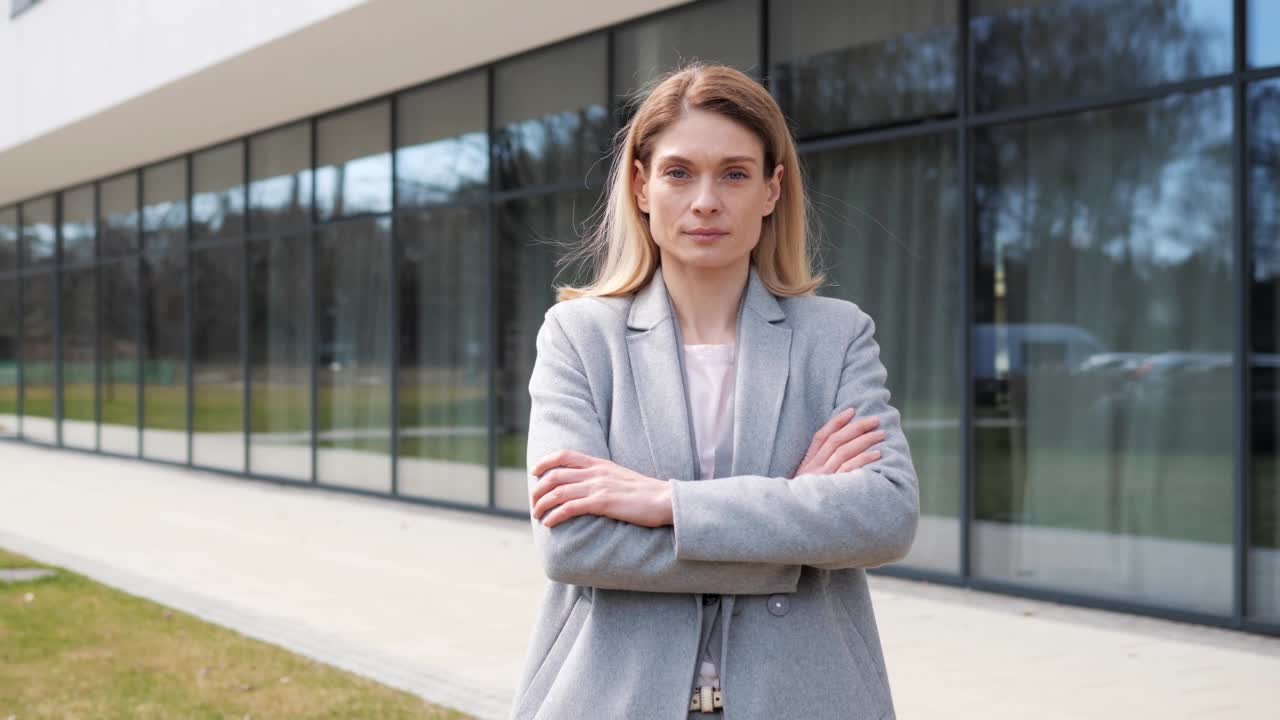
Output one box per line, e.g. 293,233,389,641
660,255,750,345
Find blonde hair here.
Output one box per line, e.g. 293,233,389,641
556,63,823,301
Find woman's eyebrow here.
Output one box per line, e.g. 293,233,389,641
656,153,760,166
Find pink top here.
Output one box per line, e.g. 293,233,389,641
683,341,736,690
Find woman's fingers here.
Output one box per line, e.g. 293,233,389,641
824,428,887,473
836,449,882,473
802,408,854,463
542,497,596,528
531,448,597,477
814,415,881,468
530,466,592,508
532,476,592,520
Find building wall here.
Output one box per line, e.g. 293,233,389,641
0,0,687,206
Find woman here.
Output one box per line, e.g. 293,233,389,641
513,64,919,720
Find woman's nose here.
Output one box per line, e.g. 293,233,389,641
691,180,722,215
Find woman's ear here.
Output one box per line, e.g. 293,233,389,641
633,159,650,214
763,163,784,217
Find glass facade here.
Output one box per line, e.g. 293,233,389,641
1,0,1277,633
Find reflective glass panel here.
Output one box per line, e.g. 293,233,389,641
142,159,188,253
100,173,139,257
192,244,243,471
61,185,96,266
249,122,313,235
0,273,16,436
61,266,97,449
100,260,139,455
398,206,489,505
494,35,610,190
21,196,56,269
1249,78,1280,621
971,0,1233,112
771,0,957,137
397,72,489,207
316,218,392,491
20,272,55,443
0,207,16,272
973,88,1234,614
248,235,312,481
495,190,596,511
1250,0,1280,68
614,0,759,106
316,103,392,221
806,131,962,572
193,142,246,243
140,252,187,462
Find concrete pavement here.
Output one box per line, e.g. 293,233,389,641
0,440,1275,719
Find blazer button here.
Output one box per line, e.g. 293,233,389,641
767,594,790,617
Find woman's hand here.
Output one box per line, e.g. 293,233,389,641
792,407,885,478
530,449,673,529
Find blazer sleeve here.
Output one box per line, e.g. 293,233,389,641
669,306,920,571
526,307,802,594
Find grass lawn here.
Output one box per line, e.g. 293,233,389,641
0,548,470,719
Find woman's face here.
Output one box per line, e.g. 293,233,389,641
634,109,782,273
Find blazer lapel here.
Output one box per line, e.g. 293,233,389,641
730,266,791,477
626,264,792,482
626,267,698,482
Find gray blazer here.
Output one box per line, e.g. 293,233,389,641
513,264,920,720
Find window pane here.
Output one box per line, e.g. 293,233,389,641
249,235,311,481
192,244,243,472
100,174,139,257
21,196,56,269
397,72,489,207
495,190,595,511
61,185,96,266
20,272,55,443
972,0,1233,112
0,274,16,436
316,218,391,491
1251,0,1280,68
249,122,313,235
0,207,17,272
142,159,188,253
806,132,963,573
494,35,610,191
771,0,957,137
974,88,1234,614
1250,78,1280,621
614,0,759,104
100,260,138,455
193,142,246,243
317,103,392,221
61,266,97,449
398,206,489,505
141,252,187,462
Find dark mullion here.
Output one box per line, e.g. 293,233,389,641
309,117,319,485
958,0,974,580
135,172,144,458
758,0,769,88
1232,0,1250,626
93,182,102,452
389,93,401,496
970,72,1236,129
795,117,961,156
242,140,252,476
185,156,194,467
486,65,499,509
53,193,63,447
14,203,22,439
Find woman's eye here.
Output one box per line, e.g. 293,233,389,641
665,168,689,179
726,170,748,180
